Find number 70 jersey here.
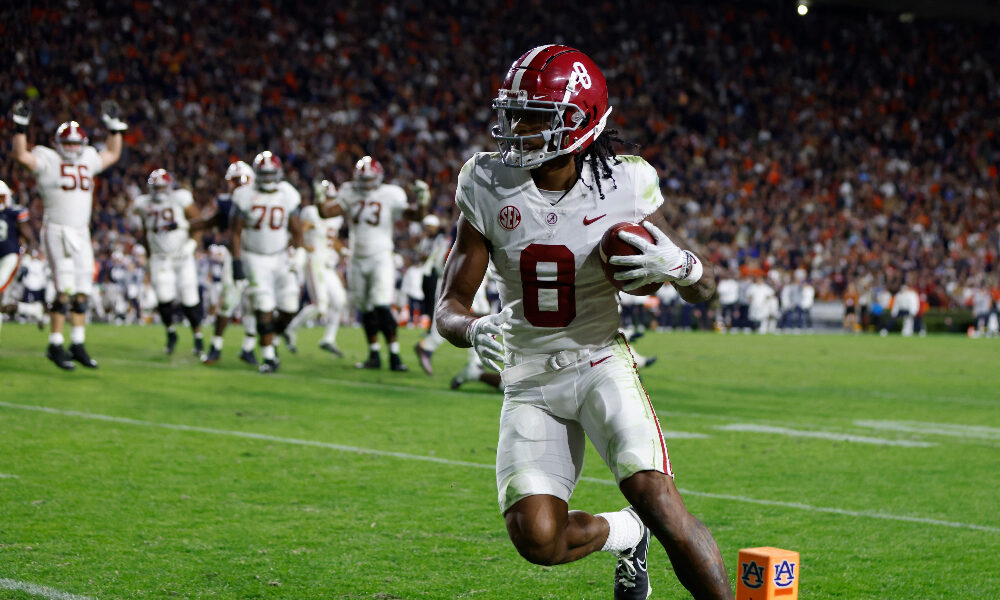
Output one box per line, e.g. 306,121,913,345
455,152,664,357
232,181,301,255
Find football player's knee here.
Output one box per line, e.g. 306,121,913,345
157,302,174,325
256,318,274,336
183,303,203,327
50,295,69,315
506,520,563,566
70,295,89,315
374,305,396,333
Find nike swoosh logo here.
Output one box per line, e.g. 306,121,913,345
583,214,607,226
636,557,647,572
590,355,611,367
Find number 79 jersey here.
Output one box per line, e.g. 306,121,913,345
132,189,194,256
232,181,301,255
455,152,664,357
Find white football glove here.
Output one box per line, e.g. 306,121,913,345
609,221,702,290
101,100,128,133
410,179,430,207
465,307,512,372
12,101,31,127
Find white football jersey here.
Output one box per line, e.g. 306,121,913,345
455,153,664,356
133,189,194,256
32,145,105,228
233,181,301,254
338,181,409,258
301,204,343,266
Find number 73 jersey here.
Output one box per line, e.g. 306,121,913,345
232,181,302,255
336,181,409,259
455,152,664,356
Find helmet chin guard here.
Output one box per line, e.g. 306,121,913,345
491,45,611,169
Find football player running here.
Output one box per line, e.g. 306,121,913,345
320,157,429,371
230,151,304,374
132,169,207,357
0,179,38,339
435,46,733,599
284,179,348,357
11,100,126,370
202,161,260,365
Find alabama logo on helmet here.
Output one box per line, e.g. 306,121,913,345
491,45,612,169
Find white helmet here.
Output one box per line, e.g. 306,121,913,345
252,151,283,192
225,160,254,187
54,121,88,160
354,156,384,190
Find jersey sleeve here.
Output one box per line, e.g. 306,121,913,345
174,189,194,209
16,206,30,223
230,186,253,221
628,156,664,220
285,183,302,212
83,147,105,176
454,155,484,235
389,184,408,214
31,146,57,178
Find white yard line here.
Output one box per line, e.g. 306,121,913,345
856,419,1000,440
0,473,19,479
0,578,95,600
715,423,936,447
2,401,996,533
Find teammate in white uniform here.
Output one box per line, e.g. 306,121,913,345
284,179,348,356
11,100,126,370
202,161,259,366
133,169,207,356
230,151,304,374
323,156,428,371
435,46,732,600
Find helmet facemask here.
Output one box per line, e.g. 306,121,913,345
54,122,88,161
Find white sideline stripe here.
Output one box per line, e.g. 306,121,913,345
716,423,936,448
0,473,18,479
856,420,1000,440
3,402,997,534
0,578,95,600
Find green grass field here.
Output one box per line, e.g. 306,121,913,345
1,323,998,599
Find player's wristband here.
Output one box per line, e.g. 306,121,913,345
14,123,28,134
674,251,703,287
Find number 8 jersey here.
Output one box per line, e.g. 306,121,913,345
31,145,105,229
454,152,664,356
232,181,301,254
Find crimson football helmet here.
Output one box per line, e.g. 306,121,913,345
225,160,254,188
147,168,174,200
253,151,283,191
354,156,383,190
491,45,612,169
54,121,88,161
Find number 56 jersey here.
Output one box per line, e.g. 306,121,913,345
454,152,664,357
232,181,301,255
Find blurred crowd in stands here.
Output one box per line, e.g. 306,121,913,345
2,0,998,326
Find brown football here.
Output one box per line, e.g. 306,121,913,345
599,221,663,296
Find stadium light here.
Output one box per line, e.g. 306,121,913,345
797,1,809,16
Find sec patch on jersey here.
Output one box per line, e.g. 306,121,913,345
599,221,663,296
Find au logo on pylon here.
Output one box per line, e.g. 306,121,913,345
736,547,799,600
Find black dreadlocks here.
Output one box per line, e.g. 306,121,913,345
574,129,636,200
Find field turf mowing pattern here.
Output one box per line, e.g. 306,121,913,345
1,323,998,599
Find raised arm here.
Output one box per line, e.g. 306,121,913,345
98,101,127,170
435,216,490,348
12,101,37,171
